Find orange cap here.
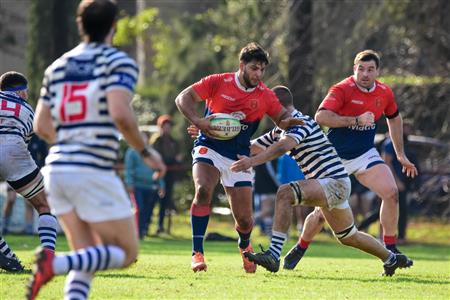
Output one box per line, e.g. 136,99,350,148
157,114,172,127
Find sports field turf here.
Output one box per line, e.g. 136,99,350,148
1,215,449,299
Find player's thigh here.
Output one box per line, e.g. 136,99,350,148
58,210,96,250
320,207,355,233
88,216,138,258
192,162,220,192
225,186,253,220
356,164,398,199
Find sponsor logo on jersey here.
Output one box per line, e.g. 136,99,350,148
224,77,233,82
221,94,236,101
375,97,382,107
351,99,364,105
349,123,376,131
199,147,208,154
230,111,246,121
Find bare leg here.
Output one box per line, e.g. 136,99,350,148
320,207,390,261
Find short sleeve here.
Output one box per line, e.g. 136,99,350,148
105,52,139,94
318,85,345,113
253,128,282,149
191,74,222,100
284,125,309,144
265,89,283,117
384,87,398,118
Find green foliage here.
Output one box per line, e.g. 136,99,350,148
379,75,450,86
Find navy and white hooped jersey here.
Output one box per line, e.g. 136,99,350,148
0,91,34,144
39,42,138,173
254,109,348,180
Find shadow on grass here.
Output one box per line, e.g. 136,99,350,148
96,273,176,280
277,272,450,285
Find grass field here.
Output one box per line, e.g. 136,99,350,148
1,214,449,299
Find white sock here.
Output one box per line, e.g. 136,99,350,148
268,231,287,260
53,245,126,274
64,270,93,300
38,213,58,251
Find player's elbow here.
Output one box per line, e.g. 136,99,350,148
314,110,326,125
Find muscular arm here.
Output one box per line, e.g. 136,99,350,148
33,101,56,144
175,86,203,126
386,114,418,178
315,109,358,128
386,115,405,157
231,136,297,172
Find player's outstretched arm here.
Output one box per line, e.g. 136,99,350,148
231,136,297,172
34,101,56,144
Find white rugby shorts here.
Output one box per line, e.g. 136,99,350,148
192,146,253,188
42,169,133,222
317,176,351,209
0,137,38,182
341,147,385,176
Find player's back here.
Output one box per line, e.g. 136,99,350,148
0,91,34,145
41,42,138,173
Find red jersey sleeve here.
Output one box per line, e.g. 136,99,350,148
384,87,398,118
191,74,222,101
265,89,283,117
318,85,346,113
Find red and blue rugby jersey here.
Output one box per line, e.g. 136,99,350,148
319,76,398,159
192,72,282,160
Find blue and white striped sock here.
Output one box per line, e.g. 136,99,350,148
64,270,93,300
52,245,126,275
0,236,15,258
268,231,287,260
38,213,58,251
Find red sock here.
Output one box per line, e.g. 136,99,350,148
383,235,397,246
297,238,310,250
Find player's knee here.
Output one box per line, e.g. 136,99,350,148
195,184,214,205
277,184,295,206
235,216,253,231
382,185,399,203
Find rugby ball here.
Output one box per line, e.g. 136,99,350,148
208,113,241,140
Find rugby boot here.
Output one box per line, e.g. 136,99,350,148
383,253,413,276
239,244,257,273
0,252,24,272
283,245,305,270
385,244,402,254
191,251,207,272
26,247,55,300
244,246,280,273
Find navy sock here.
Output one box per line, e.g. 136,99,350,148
191,214,209,254
237,228,252,249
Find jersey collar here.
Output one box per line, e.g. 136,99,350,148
352,76,377,93
235,72,257,93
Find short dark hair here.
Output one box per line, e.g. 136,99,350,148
0,71,28,91
354,50,381,69
272,85,293,108
239,42,269,65
77,0,118,42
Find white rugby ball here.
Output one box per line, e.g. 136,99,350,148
208,113,241,140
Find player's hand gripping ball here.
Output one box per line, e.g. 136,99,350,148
208,113,241,140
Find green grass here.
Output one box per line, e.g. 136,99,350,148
1,215,449,299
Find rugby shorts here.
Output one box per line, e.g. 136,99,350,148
192,146,253,188
341,147,384,176
42,169,133,222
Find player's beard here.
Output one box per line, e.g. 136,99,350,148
242,70,258,89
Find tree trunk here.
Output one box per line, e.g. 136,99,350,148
288,0,314,115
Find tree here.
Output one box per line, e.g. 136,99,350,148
27,0,78,106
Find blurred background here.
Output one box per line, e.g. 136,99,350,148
0,0,448,236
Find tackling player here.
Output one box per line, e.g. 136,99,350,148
283,50,418,270
231,85,413,276
0,71,58,272
175,42,298,273
27,1,165,299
